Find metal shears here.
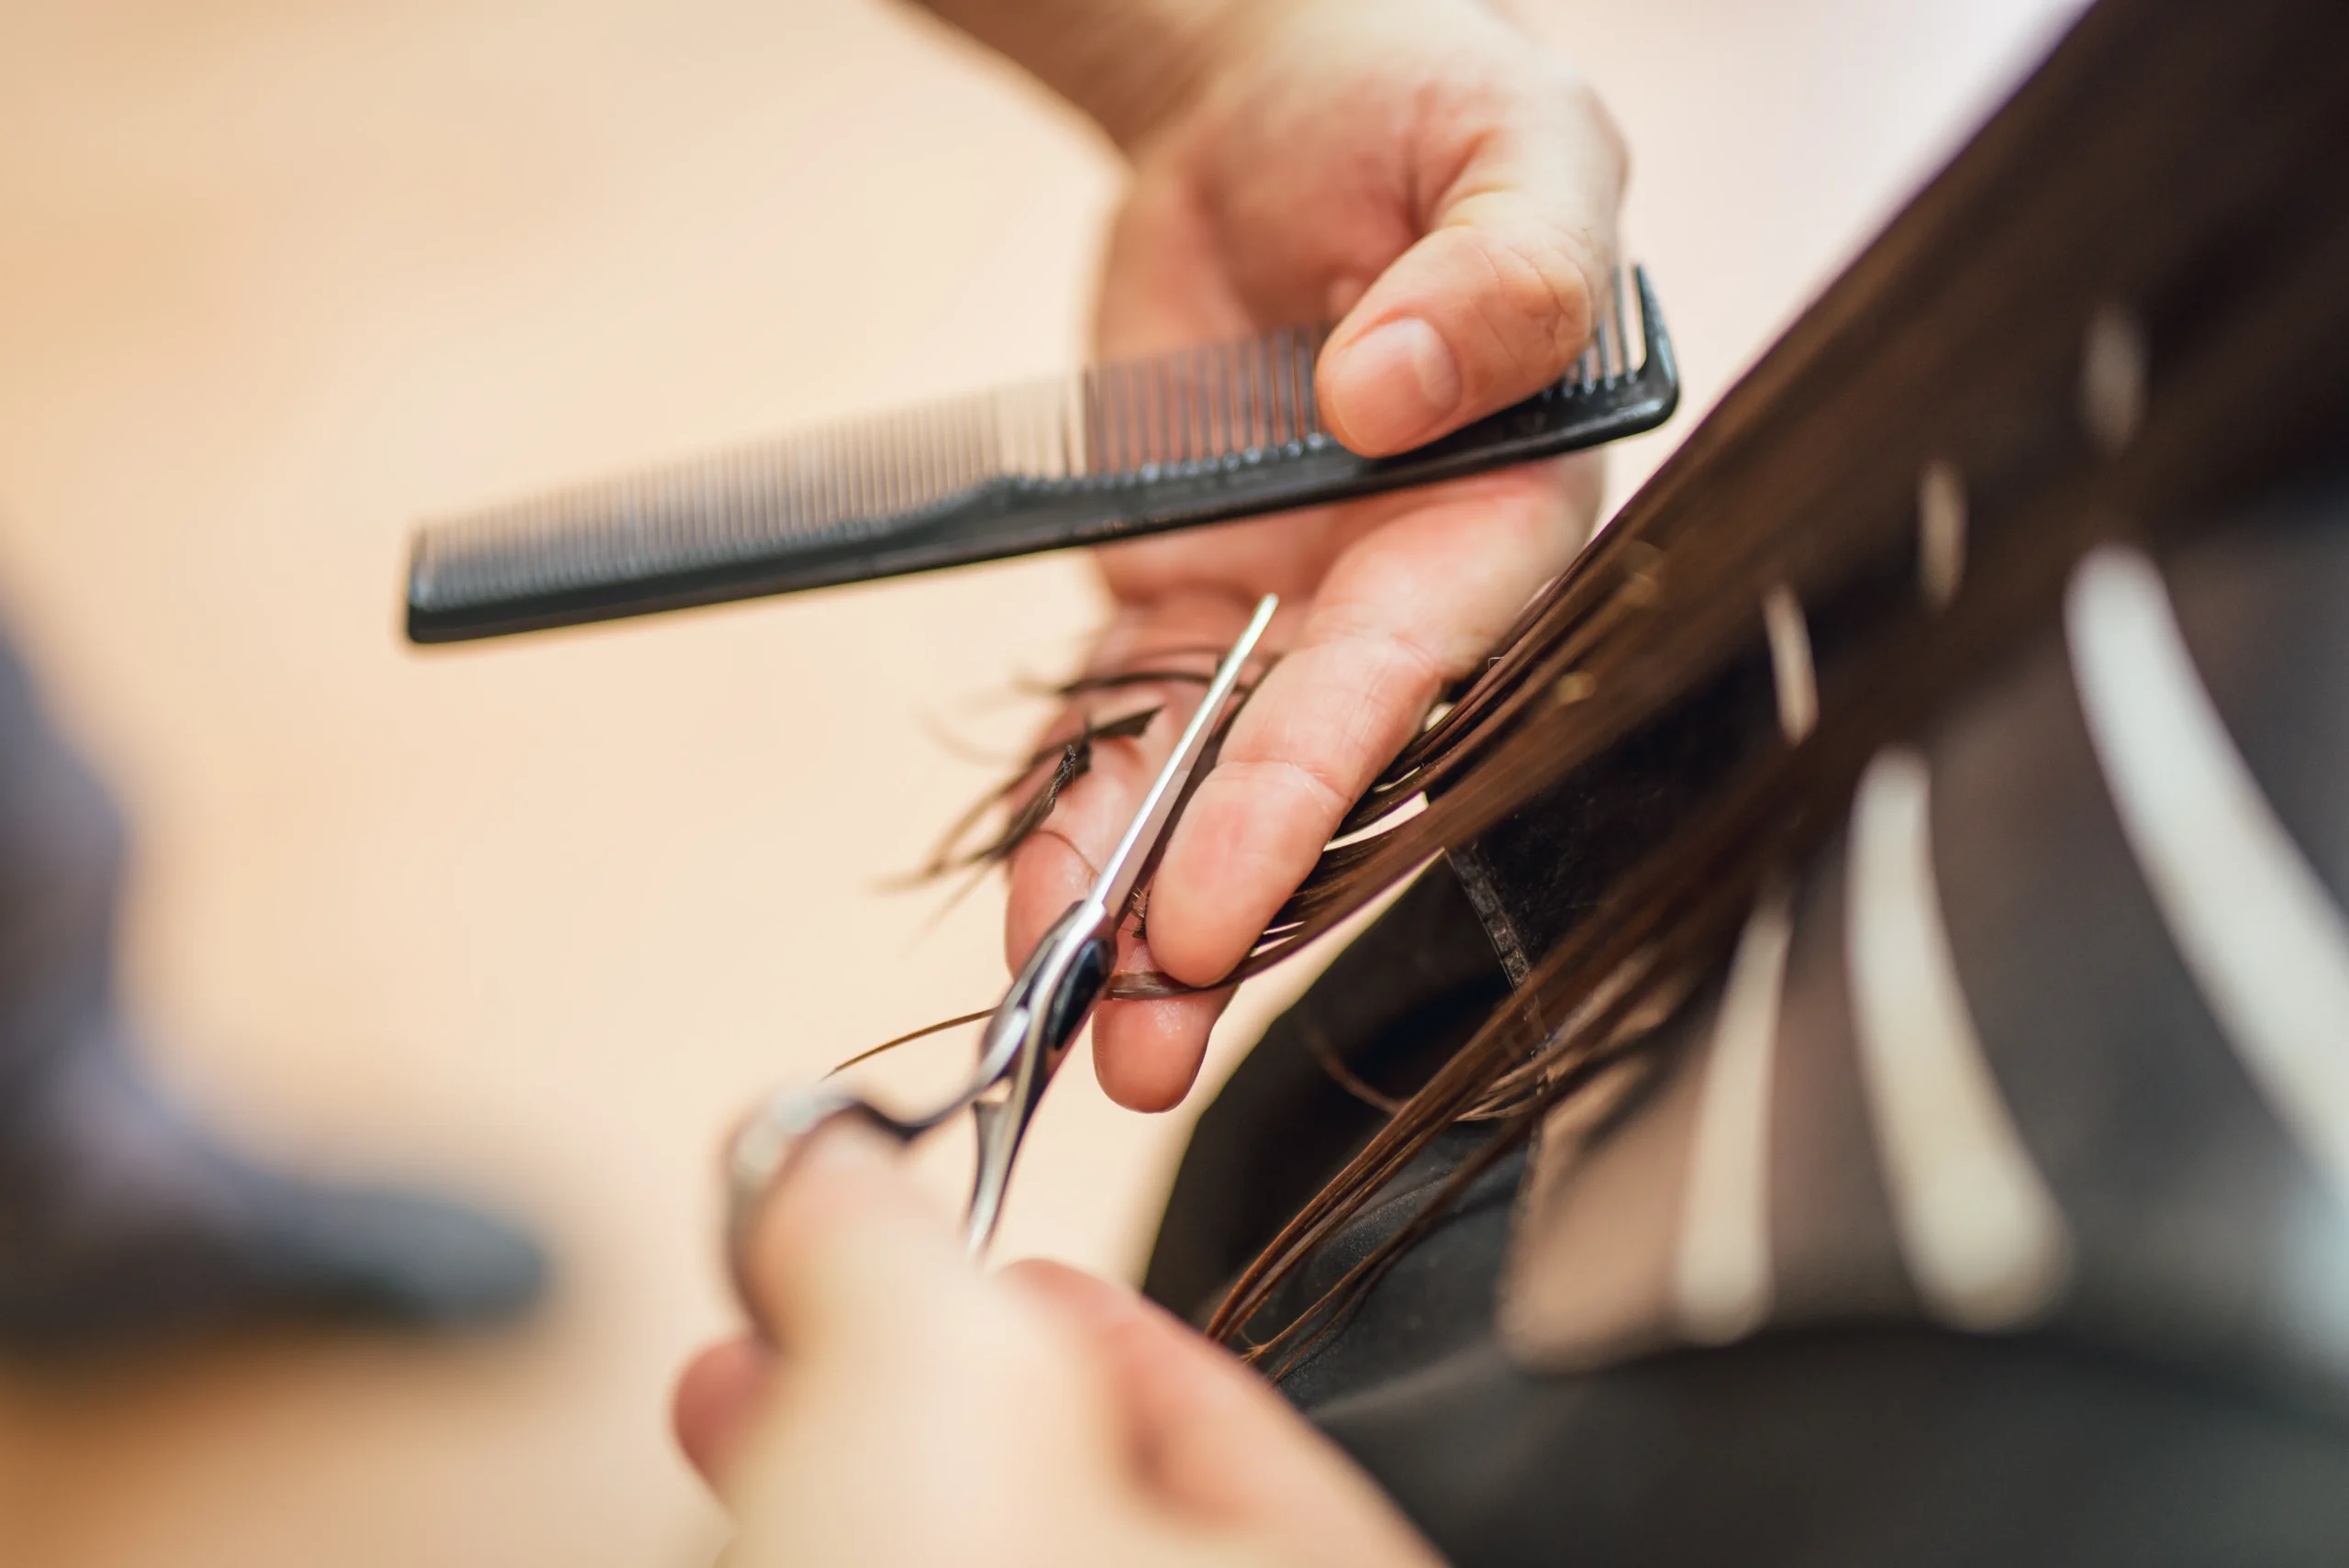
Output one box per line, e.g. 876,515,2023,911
724,594,1277,1327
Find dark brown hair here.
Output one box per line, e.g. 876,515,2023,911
919,0,2346,1365
1170,0,2349,1361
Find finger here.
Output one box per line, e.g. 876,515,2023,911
673,1336,774,1489
722,1128,1140,1553
1002,594,1263,1111
1005,1262,1442,1568
1148,463,1593,985
722,1118,1010,1537
1318,67,1626,454
1088,969,1233,1112
1019,826,1230,1107
1000,593,1252,971
739,1118,985,1361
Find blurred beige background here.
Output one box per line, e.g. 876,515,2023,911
0,1,2081,1562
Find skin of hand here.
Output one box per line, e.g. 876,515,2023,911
996,0,1625,1110
674,1121,1442,1568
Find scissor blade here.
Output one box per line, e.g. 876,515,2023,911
1087,595,1278,924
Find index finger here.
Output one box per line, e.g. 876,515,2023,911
1145,462,1594,987
1002,592,1270,1110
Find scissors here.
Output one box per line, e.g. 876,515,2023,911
724,594,1278,1330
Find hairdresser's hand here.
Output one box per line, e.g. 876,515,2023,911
674,1121,1441,1568
995,0,1620,1107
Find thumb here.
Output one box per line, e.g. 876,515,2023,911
740,1118,983,1359
1316,73,1625,455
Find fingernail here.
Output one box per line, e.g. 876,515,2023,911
1326,317,1461,453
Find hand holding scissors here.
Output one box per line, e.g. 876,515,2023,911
724,595,1278,1334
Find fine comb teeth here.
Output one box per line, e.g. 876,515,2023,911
406,266,1678,643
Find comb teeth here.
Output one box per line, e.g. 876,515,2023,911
1078,325,1332,475
412,392,1006,614
409,328,1346,615
407,266,1671,640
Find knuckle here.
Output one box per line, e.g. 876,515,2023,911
1265,753,1357,819
1217,751,1353,826
1324,615,1458,693
1455,223,1596,386
1222,625,1451,809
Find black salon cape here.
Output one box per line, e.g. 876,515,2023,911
1142,484,2349,1567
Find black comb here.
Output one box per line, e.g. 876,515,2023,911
405,266,1677,643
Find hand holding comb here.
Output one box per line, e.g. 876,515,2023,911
405,267,1676,643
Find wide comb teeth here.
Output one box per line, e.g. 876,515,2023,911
406,265,1673,642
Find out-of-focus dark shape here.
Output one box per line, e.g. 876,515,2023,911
0,630,544,1354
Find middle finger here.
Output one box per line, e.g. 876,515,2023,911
1003,591,1272,1111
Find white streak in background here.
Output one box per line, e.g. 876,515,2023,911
1675,884,1796,1344
2068,544,2349,1212
1764,584,1819,742
1849,749,2074,1329
1919,461,1967,610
